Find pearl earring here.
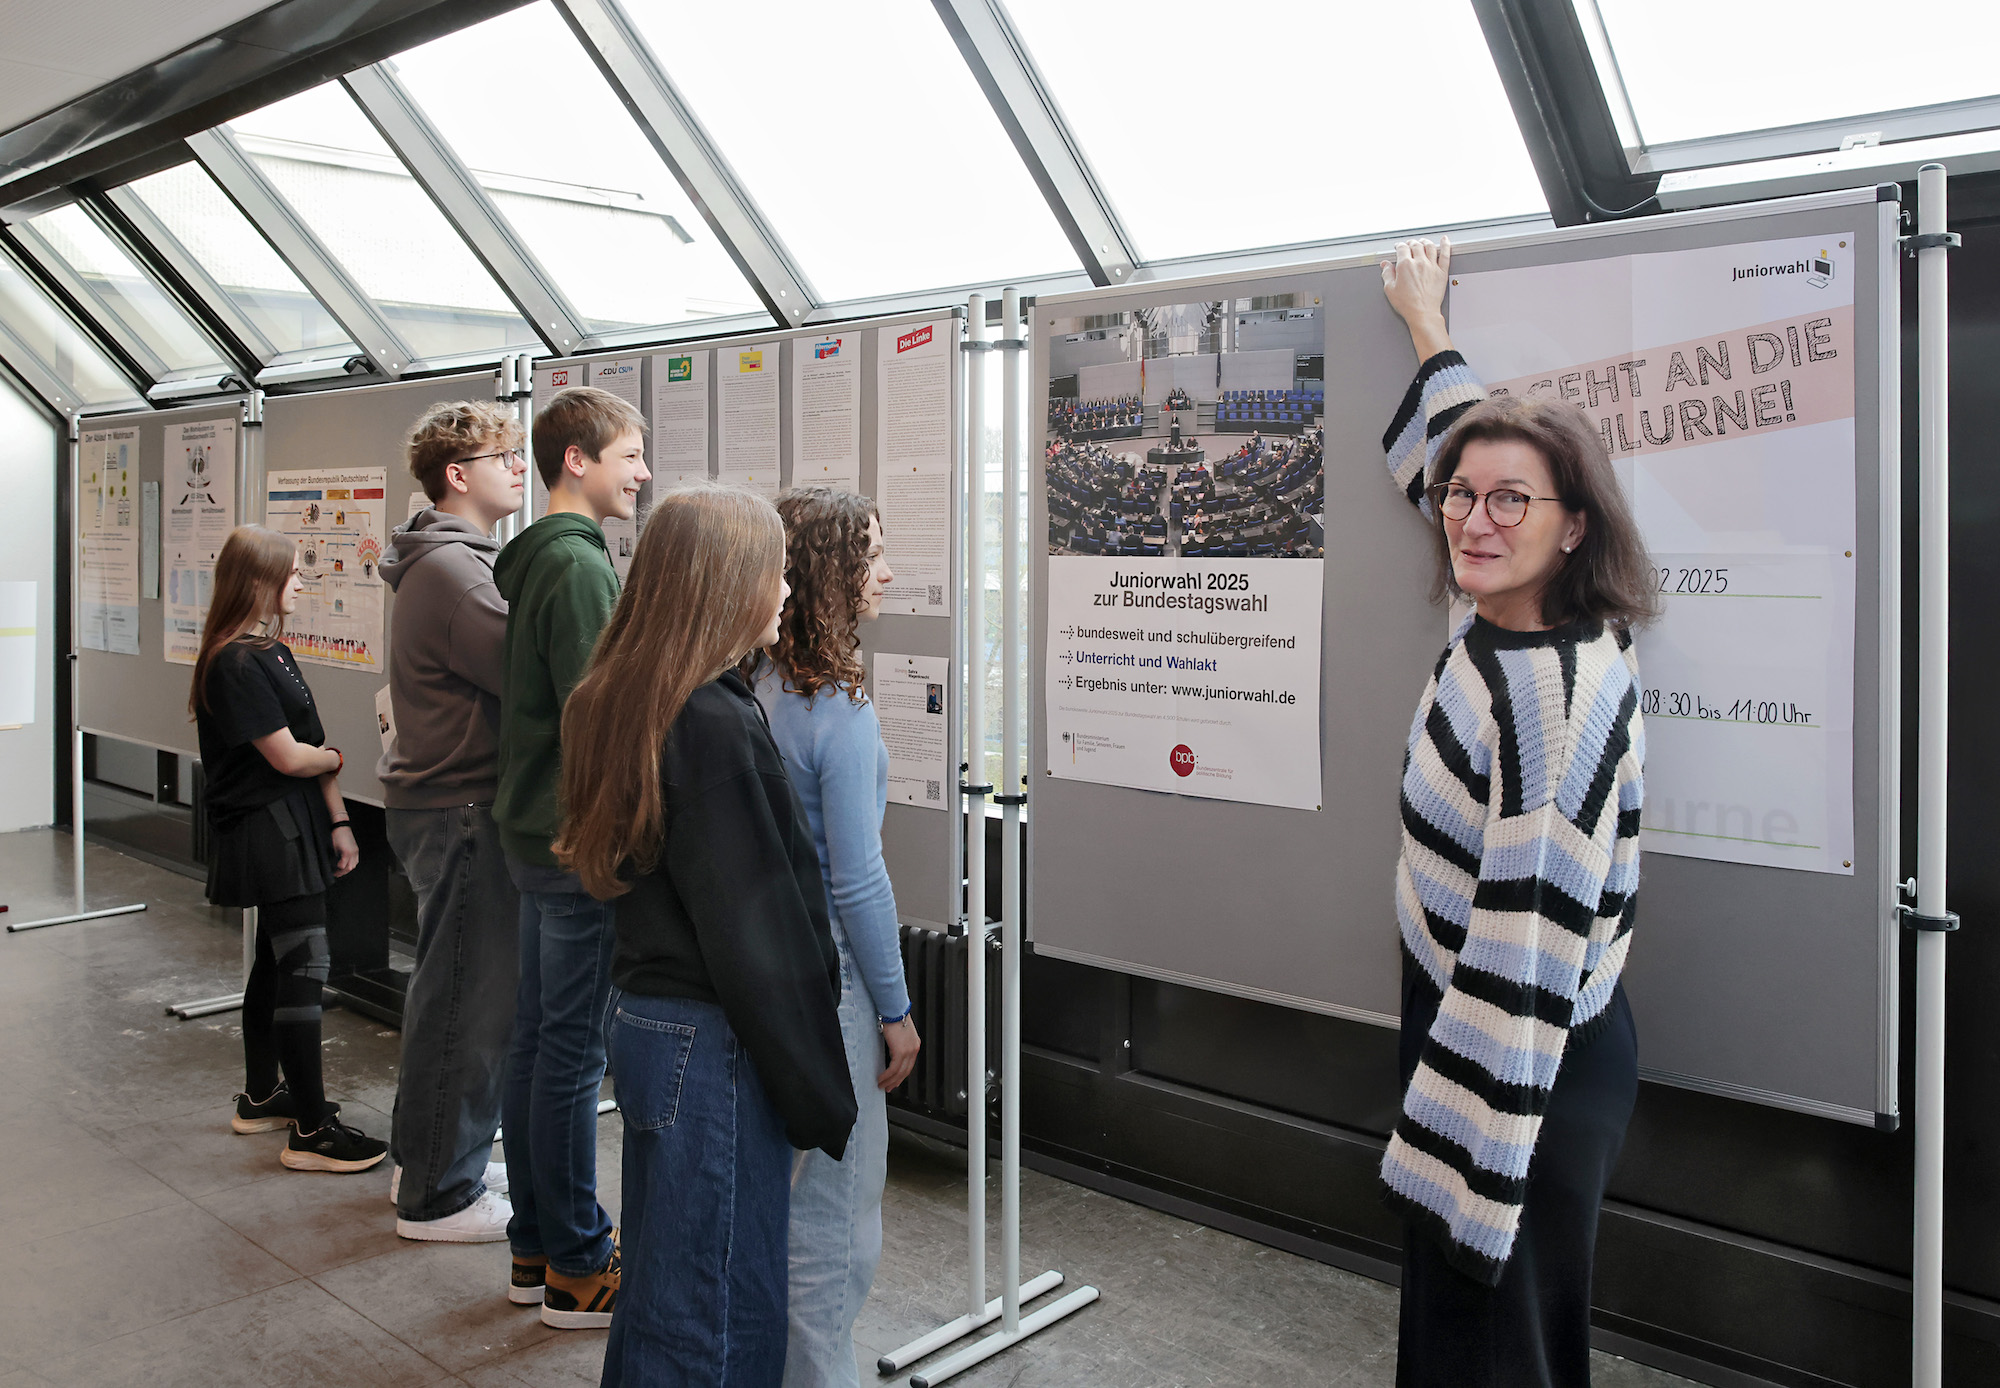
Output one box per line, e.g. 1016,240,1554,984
1562,544,1573,553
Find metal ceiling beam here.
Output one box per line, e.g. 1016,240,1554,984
0,224,165,386
0,317,98,419
1466,0,1659,225
930,0,1140,286
555,0,817,327
342,64,594,357
100,182,281,367
0,0,537,214
81,191,268,383
187,127,416,377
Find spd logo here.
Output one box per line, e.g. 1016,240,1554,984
896,324,934,354
549,369,571,388
1169,744,1196,778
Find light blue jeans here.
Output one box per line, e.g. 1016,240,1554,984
783,938,889,1388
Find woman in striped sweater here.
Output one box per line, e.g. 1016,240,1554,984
1378,237,1658,1387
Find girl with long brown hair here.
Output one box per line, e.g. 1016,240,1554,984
746,487,916,1388
554,482,855,1387
191,525,387,1173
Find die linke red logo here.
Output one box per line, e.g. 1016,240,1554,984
1170,744,1196,777
896,324,934,354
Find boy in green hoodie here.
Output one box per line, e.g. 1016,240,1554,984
493,385,649,1329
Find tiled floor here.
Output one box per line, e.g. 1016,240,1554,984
0,829,1696,1386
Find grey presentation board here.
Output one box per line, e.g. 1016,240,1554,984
1029,186,1901,1126
77,399,249,761
533,311,965,932
78,375,500,787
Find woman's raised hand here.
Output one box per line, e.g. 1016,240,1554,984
1381,237,1454,362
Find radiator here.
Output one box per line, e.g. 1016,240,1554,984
889,923,1000,1120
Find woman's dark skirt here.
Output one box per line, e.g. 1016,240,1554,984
204,784,338,908
1395,957,1638,1388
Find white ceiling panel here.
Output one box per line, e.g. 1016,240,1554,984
0,0,280,137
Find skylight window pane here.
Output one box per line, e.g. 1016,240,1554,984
0,253,144,409
228,82,538,362
124,163,356,359
1005,0,1545,262
389,2,767,334
620,0,1080,302
23,205,229,375
1592,1,2000,146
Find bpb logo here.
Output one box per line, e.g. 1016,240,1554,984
1169,744,1195,778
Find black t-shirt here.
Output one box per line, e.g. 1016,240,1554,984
195,639,325,820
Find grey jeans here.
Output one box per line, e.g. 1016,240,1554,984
387,803,521,1221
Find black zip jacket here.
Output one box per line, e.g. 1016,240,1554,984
611,669,857,1159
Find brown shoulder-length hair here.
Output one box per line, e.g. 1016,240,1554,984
555,483,785,900
1429,394,1660,631
750,486,877,703
189,525,296,717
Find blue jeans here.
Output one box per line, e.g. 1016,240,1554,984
387,805,520,1221
502,857,617,1278
784,939,888,1388
603,991,792,1388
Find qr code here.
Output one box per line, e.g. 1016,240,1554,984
927,584,944,605
925,780,942,802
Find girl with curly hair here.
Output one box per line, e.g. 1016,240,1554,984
746,486,920,1387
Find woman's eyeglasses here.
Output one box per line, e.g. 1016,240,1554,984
1426,482,1563,528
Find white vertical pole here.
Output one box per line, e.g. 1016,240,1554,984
68,412,84,908
963,293,989,1317
1912,161,1951,1388
998,287,1024,1334
516,355,536,529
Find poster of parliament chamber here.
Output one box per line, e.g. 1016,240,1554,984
1450,234,1857,875
1044,298,1325,811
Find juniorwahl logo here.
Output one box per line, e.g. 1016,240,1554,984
739,350,765,373
1732,249,1836,289
896,324,934,354
666,355,693,383
813,338,843,360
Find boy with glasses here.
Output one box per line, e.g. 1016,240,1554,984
380,402,531,1242
493,386,650,1328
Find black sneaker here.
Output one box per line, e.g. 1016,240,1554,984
510,1252,548,1306
282,1116,389,1173
231,1085,340,1134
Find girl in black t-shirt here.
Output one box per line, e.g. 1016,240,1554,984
190,526,387,1174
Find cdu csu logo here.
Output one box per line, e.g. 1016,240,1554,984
1170,744,1196,778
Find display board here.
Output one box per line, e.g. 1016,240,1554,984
1030,186,1901,1125
530,312,965,931
83,311,963,941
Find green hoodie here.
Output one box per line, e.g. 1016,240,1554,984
492,512,620,867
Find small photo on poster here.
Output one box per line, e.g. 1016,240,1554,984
1045,297,1325,561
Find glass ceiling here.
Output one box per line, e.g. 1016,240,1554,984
0,251,145,410
124,162,356,360
3,0,1999,414
388,3,768,334
1005,0,1545,261
621,0,1082,302
21,205,230,377
1593,0,2000,147
227,82,539,362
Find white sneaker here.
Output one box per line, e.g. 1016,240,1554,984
397,1189,514,1243
390,1160,507,1205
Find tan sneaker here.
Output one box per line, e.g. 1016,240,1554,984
540,1244,620,1329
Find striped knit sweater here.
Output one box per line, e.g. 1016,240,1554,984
1378,351,1645,1286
